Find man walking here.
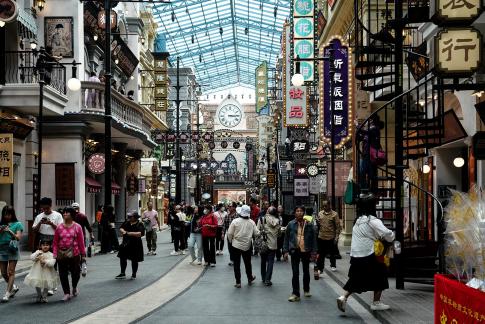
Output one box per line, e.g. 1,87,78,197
71,203,94,251
224,202,238,266
33,197,63,248
227,205,259,288
142,201,160,255
283,206,318,302
316,200,341,275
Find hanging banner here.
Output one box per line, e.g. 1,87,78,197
255,61,268,113
0,133,13,184
154,52,170,112
291,0,315,82
321,37,353,148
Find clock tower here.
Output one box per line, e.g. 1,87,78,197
215,97,246,131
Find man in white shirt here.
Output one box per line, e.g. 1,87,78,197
32,197,63,248
285,161,293,181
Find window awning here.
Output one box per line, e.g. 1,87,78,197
17,8,38,39
86,177,102,194
112,182,121,195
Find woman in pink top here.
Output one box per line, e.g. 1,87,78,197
53,207,86,302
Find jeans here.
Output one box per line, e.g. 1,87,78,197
188,233,203,262
58,256,81,295
227,237,234,262
146,230,157,252
232,247,253,284
317,239,336,271
120,257,138,276
290,250,311,297
216,227,224,251
202,236,216,264
260,249,276,283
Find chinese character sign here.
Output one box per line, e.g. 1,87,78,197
322,38,352,147
154,52,169,112
255,61,268,113
294,178,309,197
432,0,482,24
292,0,315,82
285,86,309,127
434,27,482,76
0,134,13,184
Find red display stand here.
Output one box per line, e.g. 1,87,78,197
435,274,485,323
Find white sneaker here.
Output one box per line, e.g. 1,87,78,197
147,251,153,256
196,260,202,265
47,290,54,296
319,271,325,278
331,267,337,272
216,250,220,255
1,292,10,303
337,296,347,312
170,251,179,256
371,301,390,311
182,250,186,255
152,251,157,256
219,251,224,255
210,264,216,268
10,285,19,298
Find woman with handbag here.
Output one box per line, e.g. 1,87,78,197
257,206,280,286
359,115,384,194
53,207,86,302
115,211,145,280
337,193,395,312
0,206,23,303
200,205,218,267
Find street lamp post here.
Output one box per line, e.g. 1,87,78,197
103,0,113,208
174,57,182,204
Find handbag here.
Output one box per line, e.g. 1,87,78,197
344,167,356,205
254,217,269,255
8,239,18,253
57,226,76,261
370,146,387,166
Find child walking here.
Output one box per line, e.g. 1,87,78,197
24,240,59,303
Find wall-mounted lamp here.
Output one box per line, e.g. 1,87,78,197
37,0,46,12
291,55,304,87
422,164,431,174
0,21,5,28
30,39,37,50
453,157,465,168
67,60,81,91
93,34,98,41
472,90,483,98
114,58,119,64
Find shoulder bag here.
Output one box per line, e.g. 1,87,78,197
57,225,76,261
254,217,269,255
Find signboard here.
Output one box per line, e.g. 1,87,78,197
111,34,139,78
267,170,276,188
154,52,169,111
138,177,146,193
87,153,105,174
291,0,315,82
294,178,309,197
0,133,13,184
431,0,482,25
326,160,352,197
291,139,310,153
316,10,326,40
285,86,309,127
127,173,138,196
255,61,268,113
55,163,75,204
355,89,370,125
309,175,321,194
321,37,353,149
434,27,482,77
98,10,117,30
151,163,158,196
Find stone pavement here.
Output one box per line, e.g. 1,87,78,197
325,245,434,324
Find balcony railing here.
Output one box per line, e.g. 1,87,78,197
81,81,159,138
2,50,67,95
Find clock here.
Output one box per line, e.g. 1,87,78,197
218,104,242,128
307,164,319,177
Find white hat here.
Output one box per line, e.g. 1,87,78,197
71,202,80,208
236,205,251,218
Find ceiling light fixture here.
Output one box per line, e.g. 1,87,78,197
453,157,465,168
93,34,98,41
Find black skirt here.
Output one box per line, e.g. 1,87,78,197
343,253,389,294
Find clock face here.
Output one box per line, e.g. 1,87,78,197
307,164,319,177
218,104,242,128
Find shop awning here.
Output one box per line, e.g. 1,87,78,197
86,177,102,194
0,112,34,139
112,182,121,195
17,8,38,39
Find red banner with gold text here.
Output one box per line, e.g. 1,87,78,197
435,274,485,323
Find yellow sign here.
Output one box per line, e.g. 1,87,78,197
154,55,169,112
0,133,13,184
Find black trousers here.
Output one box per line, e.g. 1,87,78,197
232,247,253,284
58,256,81,295
173,230,183,251
202,236,216,264
317,239,336,271
227,237,234,261
290,250,311,297
120,257,138,276
276,236,284,260
216,227,224,251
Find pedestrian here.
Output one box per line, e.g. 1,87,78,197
184,206,194,249
316,199,341,277
32,197,63,250
187,206,203,265
101,205,119,254
227,205,259,288
283,206,318,302
214,204,226,255
85,71,100,107
257,206,280,286
127,90,135,101
200,205,217,267
359,115,384,194
53,207,86,302
337,193,395,312
170,207,184,256
71,203,94,255
249,198,260,255
24,239,59,303
176,205,187,252
285,136,291,156
142,201,160,256
95,205,103,243
224,202,238,266
285,161,293,181
276,205,290,261
0,206,23,302
115,211,145,280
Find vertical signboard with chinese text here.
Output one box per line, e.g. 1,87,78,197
0,134,13,184
291,0,315,82
321,37,352,148
154,52,169,112
255,61,268,113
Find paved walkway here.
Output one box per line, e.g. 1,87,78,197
325,245,434,324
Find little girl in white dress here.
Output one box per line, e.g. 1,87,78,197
24,240,59,303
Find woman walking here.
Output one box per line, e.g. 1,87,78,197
115,211,145,280
200,205,217,267
227,205,259,288
257,206,280,286
100,205,119,253
187,206,203,265
214,204,226,255
53,207,86,302
0,206,24,302
337,193,395,312
169,208,184,256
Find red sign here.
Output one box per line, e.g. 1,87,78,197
435,274,485,323
87,153,105,174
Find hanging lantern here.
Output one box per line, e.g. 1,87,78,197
37,0,46,11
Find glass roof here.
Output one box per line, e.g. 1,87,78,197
153,0,290,92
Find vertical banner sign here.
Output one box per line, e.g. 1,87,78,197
255,61,268,113
0,133,13,184
292,0,315,82
321,37,353,148
151,162,158,197
286,86,309,127
153,52,169,112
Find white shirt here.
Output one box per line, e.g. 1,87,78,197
176,212,186,222
286,161,293,171
214,211,226,226
33,211,63,236
350,215,394,258
227,217,260,251
285,138,291,144
88,75,100,82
